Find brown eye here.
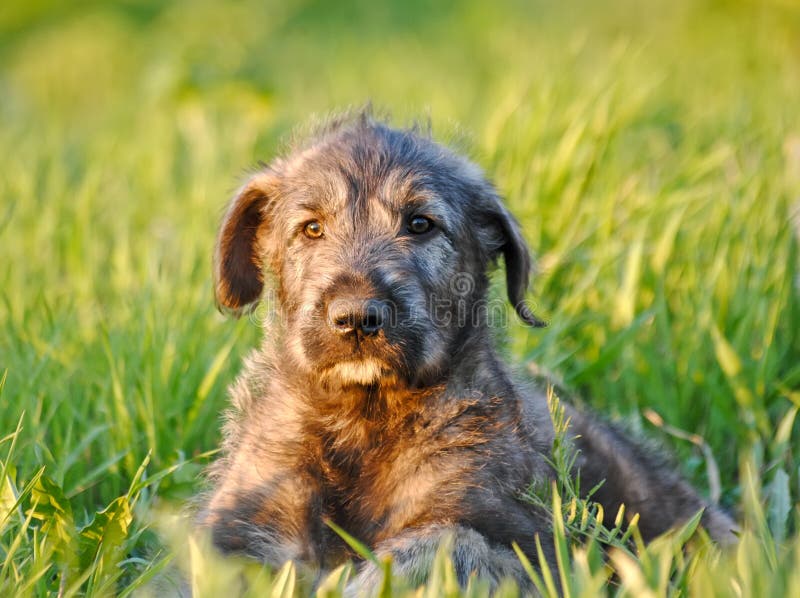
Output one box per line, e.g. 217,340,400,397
407,216,434,235
304,221,323,239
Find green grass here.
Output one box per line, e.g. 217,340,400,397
1,0,799,595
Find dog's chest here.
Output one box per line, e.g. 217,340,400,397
309,394,521,543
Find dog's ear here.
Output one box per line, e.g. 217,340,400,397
482,190,547,328
213,172,275,315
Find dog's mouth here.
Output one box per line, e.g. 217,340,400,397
320,357,394,385
305,330,413,386
317,334,406,383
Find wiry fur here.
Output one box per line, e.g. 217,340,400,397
199,110,737,595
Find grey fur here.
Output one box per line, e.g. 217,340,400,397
199,110,737,595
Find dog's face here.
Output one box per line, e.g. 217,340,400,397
214,117,542,387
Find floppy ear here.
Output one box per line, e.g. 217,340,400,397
484,193,547,328
213,172,274,314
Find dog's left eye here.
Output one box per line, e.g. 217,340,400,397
304,221,324,239
407,216,434,235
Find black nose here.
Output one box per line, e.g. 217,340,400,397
327,298,388,336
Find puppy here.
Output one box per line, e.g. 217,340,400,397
199,111,737,593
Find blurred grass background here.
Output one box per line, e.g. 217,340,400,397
1,0,799,595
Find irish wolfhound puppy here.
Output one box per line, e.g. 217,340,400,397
199,111,736,593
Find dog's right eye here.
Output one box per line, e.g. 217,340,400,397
303,221,324,239
407,216,434,235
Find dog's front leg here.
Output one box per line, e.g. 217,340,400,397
346,524,533,596
199,467,324,570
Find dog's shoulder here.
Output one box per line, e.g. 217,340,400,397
219,344,312,450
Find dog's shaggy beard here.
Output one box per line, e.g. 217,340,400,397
289,305,449,389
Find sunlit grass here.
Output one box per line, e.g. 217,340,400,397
1,0,799,595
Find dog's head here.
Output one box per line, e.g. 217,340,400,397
213,113,544,387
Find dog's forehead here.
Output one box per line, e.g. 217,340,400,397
278,127,476,218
